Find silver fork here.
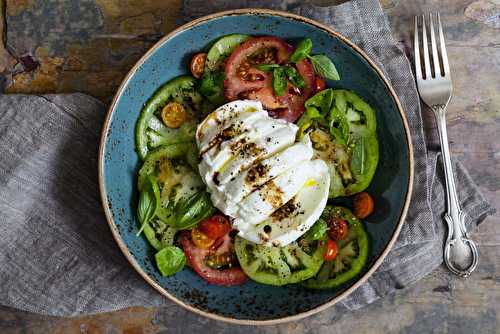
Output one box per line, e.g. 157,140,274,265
414,13,479,277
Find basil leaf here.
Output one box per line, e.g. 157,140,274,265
284,66,305,88
155,246,186,276
272,67,287,96
175,191,214,229
304,219,328,240
290,38,313,63
305,88,333,115
136,176,160,236
309,55,340,81
305,106,321,119
254,64,280,71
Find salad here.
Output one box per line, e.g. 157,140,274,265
134,34,379,288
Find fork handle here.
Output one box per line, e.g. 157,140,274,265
433,104,479,277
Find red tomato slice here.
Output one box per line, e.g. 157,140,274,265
198,215,231,240
180,231,247,286
224,36,293,101
224,36,315,122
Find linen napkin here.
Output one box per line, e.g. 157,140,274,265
0,0,494,316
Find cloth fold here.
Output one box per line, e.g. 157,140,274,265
0,0,494,316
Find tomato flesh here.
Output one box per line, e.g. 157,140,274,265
190,53,206,79
324,239,338,261
198,214,231,240
180,231,247,286
315,77,326,91
191,228,215,249
328,216,349,241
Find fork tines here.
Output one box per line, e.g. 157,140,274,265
414,13,450,80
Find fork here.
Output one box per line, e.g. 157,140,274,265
414,13,479,277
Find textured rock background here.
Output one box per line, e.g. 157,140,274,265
0,0,499,333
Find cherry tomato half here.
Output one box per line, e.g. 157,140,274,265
353,192,375,219
315,77,326,92
160,102,187,129
198,215,231,240
324,239,338,262
191,228,215,249
328,216,349,241
190,52,207,79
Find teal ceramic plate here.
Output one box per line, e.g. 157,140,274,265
99,9,414,324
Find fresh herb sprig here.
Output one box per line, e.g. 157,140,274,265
290,38,340,81
254,38,340,96
136,176,160,236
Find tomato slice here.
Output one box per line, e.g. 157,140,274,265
224,36,315,123
224,36,292,101
180,231,247,286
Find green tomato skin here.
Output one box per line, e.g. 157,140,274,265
234,237,325,286
135,76,199,160
205,34,250,71
302,207,369,289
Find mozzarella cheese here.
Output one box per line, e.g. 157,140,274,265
196,100,330,246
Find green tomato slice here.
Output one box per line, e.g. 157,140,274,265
135,76,204,160
137,144,213,250
205,34,250,71
235,237,325,286
298,89,379,198
302,207,369,289
199,34,250,106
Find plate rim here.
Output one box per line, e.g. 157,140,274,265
98,8,414,325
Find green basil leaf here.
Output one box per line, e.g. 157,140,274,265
290,38,313,63
155,246,186,276
305,106,321,119
303,219,328,241
175,191,215,229
309,55,340,81
284,66,305,88
305,89,333,115
137,176,160,236
272,67,287,96
254,64,280,71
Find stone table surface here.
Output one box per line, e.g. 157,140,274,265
1,0,499,333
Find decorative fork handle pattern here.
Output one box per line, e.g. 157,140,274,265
432,104,479,277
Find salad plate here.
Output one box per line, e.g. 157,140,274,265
99,9,413,324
